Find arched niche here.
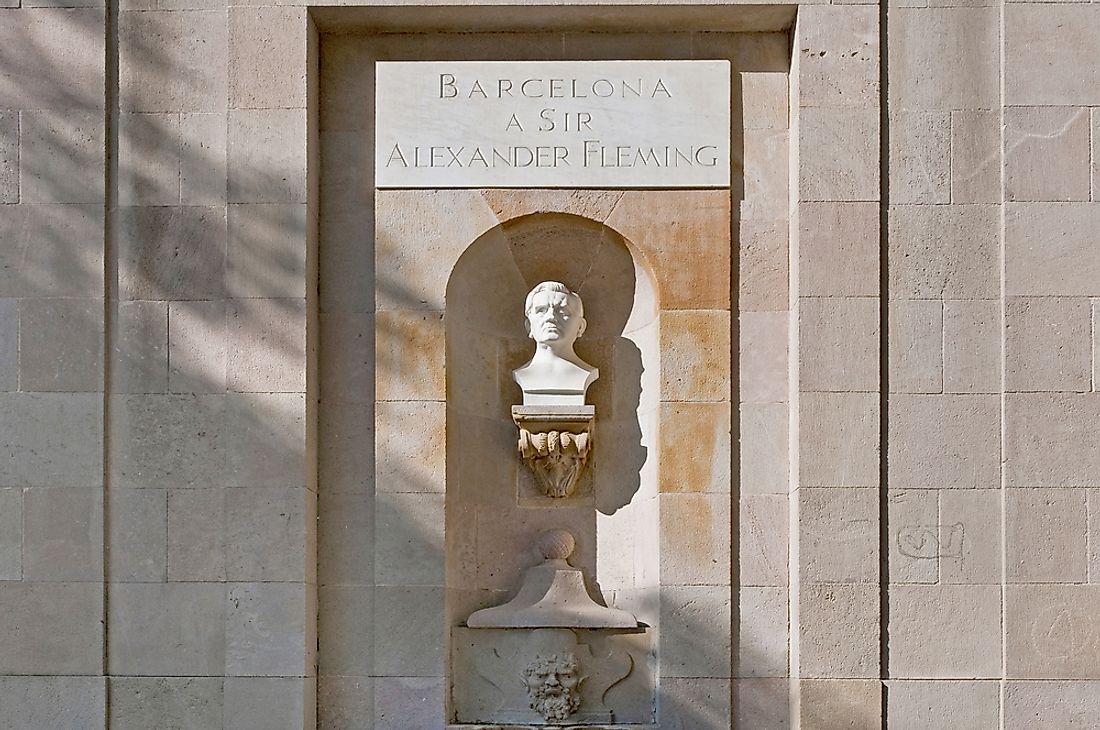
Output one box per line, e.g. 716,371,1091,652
443,211,662,641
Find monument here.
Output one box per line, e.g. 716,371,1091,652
455,286,649,725
6,7,1094,729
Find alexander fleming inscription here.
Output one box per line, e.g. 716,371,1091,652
387,73,717,171
375,61,730,188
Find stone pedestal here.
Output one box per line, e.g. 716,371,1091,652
468,529,638,630
456,530,652,726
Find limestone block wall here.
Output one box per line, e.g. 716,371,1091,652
0,1,321,727
105,2,319,727
885,4,1100,725
885,6,1005,725
2,0,1100,728
0,6,108,726
732,27,796,729
787,7,884,726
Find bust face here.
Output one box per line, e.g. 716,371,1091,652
526,288,585,346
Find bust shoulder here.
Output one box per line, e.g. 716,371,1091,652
514,356,598,406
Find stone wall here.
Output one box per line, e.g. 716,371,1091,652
885,4,1100,727
0,6,110,728
0,1,1098,728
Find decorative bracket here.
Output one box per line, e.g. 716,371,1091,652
512,405,594,499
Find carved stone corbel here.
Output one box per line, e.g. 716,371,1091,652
512,405,594,499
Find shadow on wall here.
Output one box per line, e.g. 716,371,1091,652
0,8,325,726
2,8,109,310
2,7,310,446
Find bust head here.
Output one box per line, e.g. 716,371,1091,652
514,281,598,405
524,281,586,349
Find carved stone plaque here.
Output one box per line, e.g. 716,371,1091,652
375,60,730,188
451,627,655,725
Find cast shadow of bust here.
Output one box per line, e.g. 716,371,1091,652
580,334,647,516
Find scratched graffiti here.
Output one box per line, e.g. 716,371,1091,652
896,522,964,559
1031,605,1095,660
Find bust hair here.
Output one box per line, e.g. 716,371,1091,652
523,281,584,318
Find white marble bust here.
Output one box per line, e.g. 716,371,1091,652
513,281,598,406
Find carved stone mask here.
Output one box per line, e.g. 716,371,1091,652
522,652,584,722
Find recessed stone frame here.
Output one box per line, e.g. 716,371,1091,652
305,4,881,728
